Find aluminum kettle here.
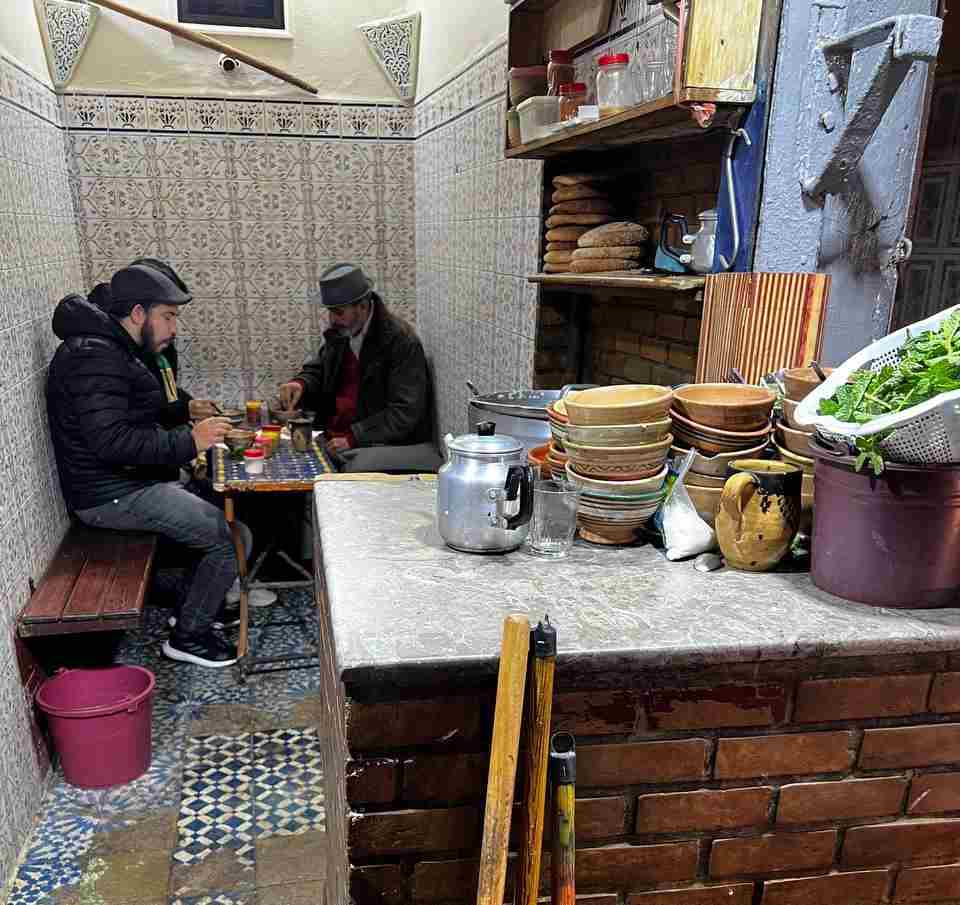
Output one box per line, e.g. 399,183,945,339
680,208,719,274
437,421,534,554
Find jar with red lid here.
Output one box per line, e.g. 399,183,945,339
243,447,265,475
596,52,635,117
547,49,575,96
559,82,588,122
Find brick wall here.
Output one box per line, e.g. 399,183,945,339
343,653,960,905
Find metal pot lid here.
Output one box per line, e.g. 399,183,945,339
448,420,522,455
469,389,564,420
698,208,719,220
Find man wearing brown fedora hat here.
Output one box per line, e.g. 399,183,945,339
278,263,441,473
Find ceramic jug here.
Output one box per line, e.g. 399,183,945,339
716,459,802,572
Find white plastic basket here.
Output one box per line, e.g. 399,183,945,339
794,303,960,465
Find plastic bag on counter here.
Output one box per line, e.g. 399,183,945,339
652,448,717,561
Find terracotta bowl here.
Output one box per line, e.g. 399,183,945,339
564,418,672,449
565,462,667,497
781,397,808,431
220,408,246,426
577,520,642,546
670,442,771,478
528,443,550,477
774,441,816,475
783,367,834,402
224,429,256,455
672,383,776,432
564,385,673,426
546,400,569,423
684,483,723,528
563,435,672,480
683,470,727,489
777,423,814,457
670,410,771,456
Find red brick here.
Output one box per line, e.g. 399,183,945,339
576,842,699,891
895,863,960,902
401,754,487,803
842,818,960,868
710,831,836,879
630,310,656,334
860,725,960,770
348,759,398,804
930,672,960,713
626,886,753,905
635,787,771,834
793,675,931,723
616,332,642,355
656,314,686,341
351,864,405,905
349,807,480,856
552,690,642,736
347,696,487,751
511,797,626,846
684,318,701,343
646,683,787,730
908,772,960,815
640,338,669,363
623,359,653,383
715,732,854,780
412,858,511,903
761,871,889,905
578,740,710,787
777,777,906,825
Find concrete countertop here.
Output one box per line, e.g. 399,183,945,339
313,480,960,686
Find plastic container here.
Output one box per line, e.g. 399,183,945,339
36,666,154,788
244,447,265,473
597,52,634,117
509,65,547,107
809,440,960,607
559,82,588,122
547,50,575,96
517,96,560,144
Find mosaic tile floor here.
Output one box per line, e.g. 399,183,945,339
8,590,327,905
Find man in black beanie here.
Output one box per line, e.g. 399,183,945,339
47,263,245,668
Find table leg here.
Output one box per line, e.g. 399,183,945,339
223,494,250,664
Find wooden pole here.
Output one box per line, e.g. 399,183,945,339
477,614,531,905
514,617,557,905
223,494,250,659
87,0,319,94
550,732,576,905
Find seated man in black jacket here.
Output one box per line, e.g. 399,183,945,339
277,263,441,473
47,263,245,668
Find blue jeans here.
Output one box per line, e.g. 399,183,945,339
75,482,252,638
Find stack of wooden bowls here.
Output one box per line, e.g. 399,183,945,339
669,384,777,526
559,385,674,544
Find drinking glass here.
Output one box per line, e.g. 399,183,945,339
528,479,580,557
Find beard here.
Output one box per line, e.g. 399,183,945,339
142,320,172,355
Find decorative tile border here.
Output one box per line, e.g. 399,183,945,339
0,53,61,126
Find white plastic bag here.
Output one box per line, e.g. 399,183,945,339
658,449,717,561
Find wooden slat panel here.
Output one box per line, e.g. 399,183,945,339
20,528,96,624
19,614,142,638
61,537,121,622
101,536,156,620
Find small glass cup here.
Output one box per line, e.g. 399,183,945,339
245,400,264,428
527,479,580,558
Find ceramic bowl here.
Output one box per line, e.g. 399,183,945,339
528,443,550,477
564,418,672,448
563,435,672,480
565,462,668,497
670,410,771,456
546,400,569,423
683,470,727,489
577,521,641,546
564,385,673,426
220,408,246,426
781,397,808,431
684,483,723,528
783,367,833,402
774,441,816,475
224,429,256,455
670,442,771,478
268,405,303,426
672,384,776,432
777,422,814,457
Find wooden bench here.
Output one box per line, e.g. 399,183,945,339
17,525,157,638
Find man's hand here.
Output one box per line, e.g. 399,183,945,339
191,417,232,452
278,381,304,410
188,399,220,419
326,435,353,454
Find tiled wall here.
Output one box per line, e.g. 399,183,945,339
65,94,416,403
0,54,82,892
414,41,543,439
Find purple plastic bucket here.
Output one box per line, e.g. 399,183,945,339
36,666,155,789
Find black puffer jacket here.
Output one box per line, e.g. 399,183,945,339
46,295,197,512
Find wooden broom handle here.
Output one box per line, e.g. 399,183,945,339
477,614,531,905
88,0,319,94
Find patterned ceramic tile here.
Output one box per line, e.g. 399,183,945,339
264,102,303,135
250,728,325,836
340,105,378,138
379,106,413,139
64,94,107,129
187,98,228,133
303,103,341,137
147,96,189,131
225,100,265,135
106,95,147,130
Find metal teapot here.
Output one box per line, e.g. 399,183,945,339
680,208,719,274
437,421,534,554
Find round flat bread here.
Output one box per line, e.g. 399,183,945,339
578,221,650,247
545,213,614,228
569,258,641,274
572,245,644,260
544,263,572,273
543,250,574,264
546,241,579,251
550,199,616,215
553,171,618,187
546,226,590,242
552,185,607,203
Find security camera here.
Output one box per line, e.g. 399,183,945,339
218,55,240,73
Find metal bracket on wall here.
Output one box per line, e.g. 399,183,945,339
801,14,942,201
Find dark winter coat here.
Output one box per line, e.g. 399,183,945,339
295,296,433,446
46,295,197,512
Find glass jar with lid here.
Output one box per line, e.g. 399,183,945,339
559,82,588,122
547,50,575,96
596,52,635,117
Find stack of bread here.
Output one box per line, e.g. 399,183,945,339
571,221,650,273
543,172,616,273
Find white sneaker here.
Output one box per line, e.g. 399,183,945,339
225,579,277,608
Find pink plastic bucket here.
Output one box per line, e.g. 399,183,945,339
36,666,155,789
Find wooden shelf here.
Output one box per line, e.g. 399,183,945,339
527,272,706,292
505,97,744,160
